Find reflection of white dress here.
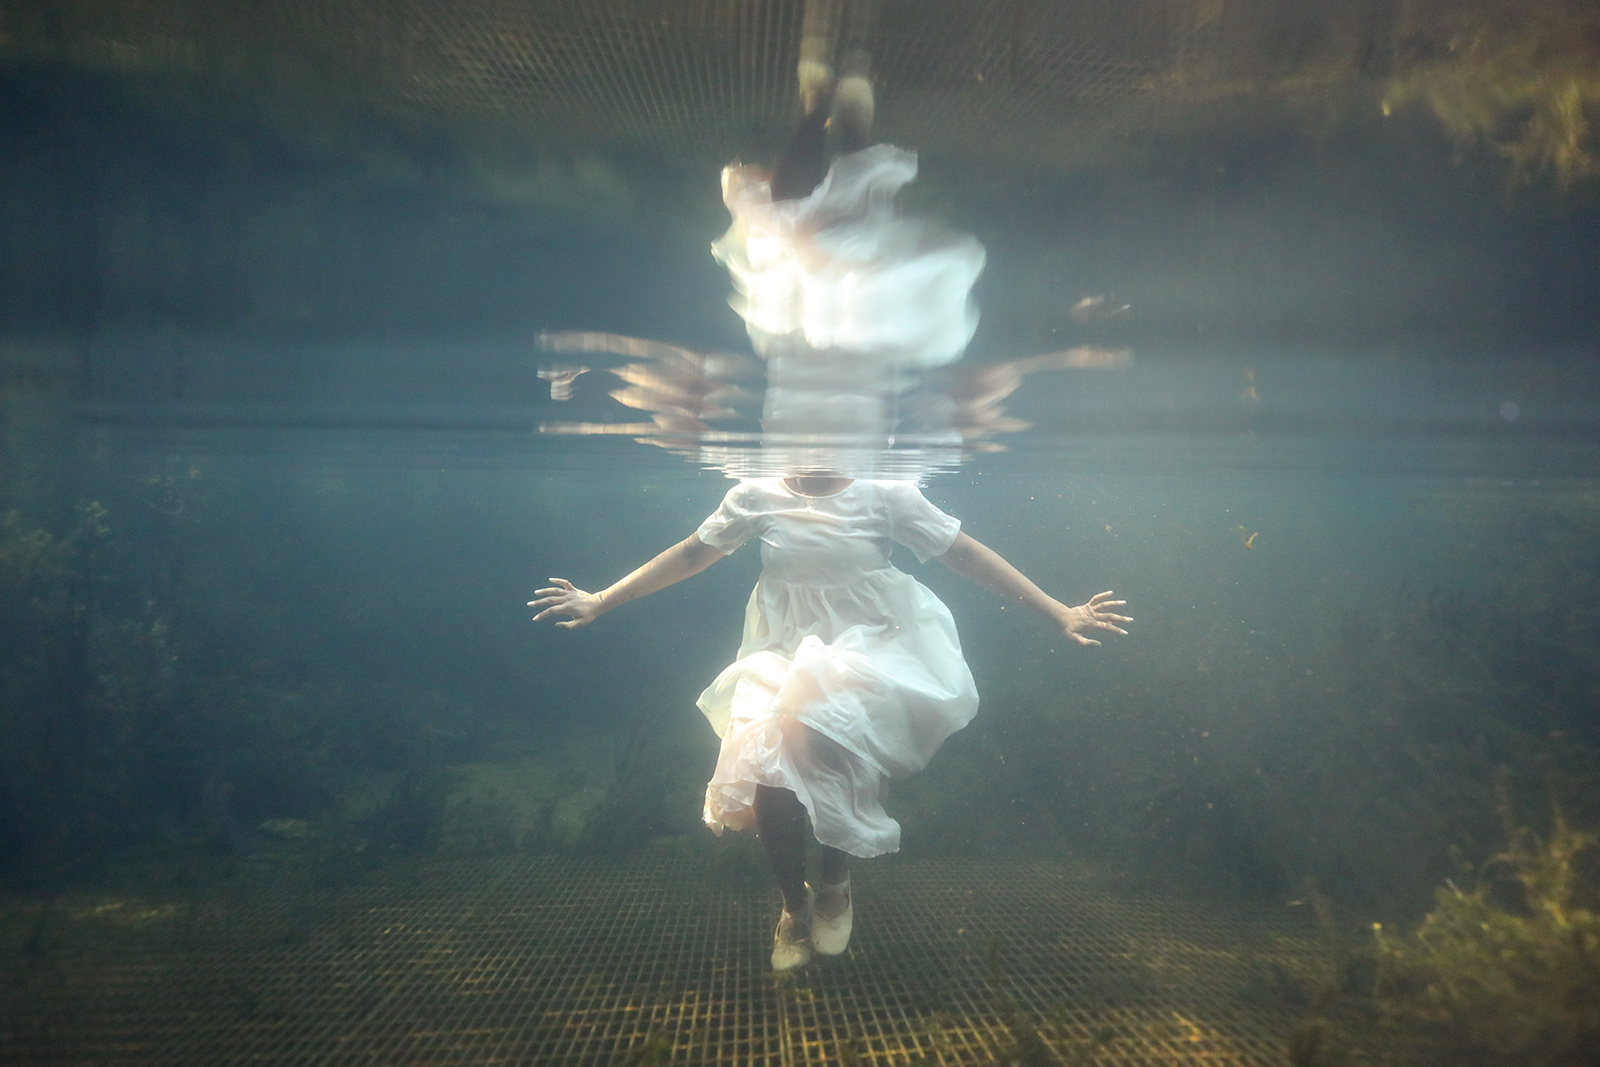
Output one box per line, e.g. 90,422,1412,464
696,478,979,857
708,146,987,485
714,144,986,369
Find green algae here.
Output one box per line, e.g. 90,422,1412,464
1373,784,1600,1066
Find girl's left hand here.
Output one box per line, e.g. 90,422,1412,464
1054,590,1131,647
529,578,605,629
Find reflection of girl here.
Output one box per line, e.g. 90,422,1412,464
532,475,1129,970
715,33,986,454
533,5,1130,972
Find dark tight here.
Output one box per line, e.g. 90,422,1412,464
769,107,833,203
755,783,851,913
768,40,873,201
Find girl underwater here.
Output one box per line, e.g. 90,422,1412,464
531,1,1131,972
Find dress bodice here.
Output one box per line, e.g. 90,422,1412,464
696,479,959,588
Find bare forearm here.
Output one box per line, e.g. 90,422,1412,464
595,534,722,615
936,531,1059,618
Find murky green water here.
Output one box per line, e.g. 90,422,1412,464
4,20,1599,1062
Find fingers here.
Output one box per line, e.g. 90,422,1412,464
1091,610,1129,634
532,594,577,621
1086,590,1131,632
530,579,585,619
531,578,594,627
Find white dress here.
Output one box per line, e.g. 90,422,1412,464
713,144,986,370
706,146,987,484
695,478,979,857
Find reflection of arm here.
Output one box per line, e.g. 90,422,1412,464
594,534,725,617
935,531,1059,620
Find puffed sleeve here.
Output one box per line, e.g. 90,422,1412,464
883,482,961,562
696,482,759,554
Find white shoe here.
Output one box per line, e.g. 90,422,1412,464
771,891,813,971
811,877,852,956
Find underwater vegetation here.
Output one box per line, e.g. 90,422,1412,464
1202,789,1600,1067
1372,784,1600,1067
1385,0,1600,186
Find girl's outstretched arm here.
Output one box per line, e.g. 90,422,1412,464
936,531,1131,647
531,534,724,629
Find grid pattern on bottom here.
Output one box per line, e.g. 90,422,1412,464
36,0,1242,173
1,851,1353,1065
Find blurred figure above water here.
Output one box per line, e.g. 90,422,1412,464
538,166,1126,475
535,0,1126,482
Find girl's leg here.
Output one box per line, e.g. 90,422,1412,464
770,107,832,203
771,0,837,202
756,783,814,970
812,842,854,956
771,0,878,201
753,784,810,912
820,844,850,886
797,0,841,116
831,0,878,154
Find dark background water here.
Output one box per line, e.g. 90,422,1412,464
2,42,1598,938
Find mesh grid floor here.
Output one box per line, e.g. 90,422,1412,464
3,851,1347,1065
14,0,1268,171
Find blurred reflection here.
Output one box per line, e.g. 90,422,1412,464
537,329,1128,478
1068,295,1131,326
536,6,1130,482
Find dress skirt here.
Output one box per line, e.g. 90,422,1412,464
698,565,977,858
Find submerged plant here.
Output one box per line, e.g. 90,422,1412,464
1373,786,1600,1066
1384,0,1600,187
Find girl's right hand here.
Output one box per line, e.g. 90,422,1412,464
529,578,605,629
1051,590,1131,648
